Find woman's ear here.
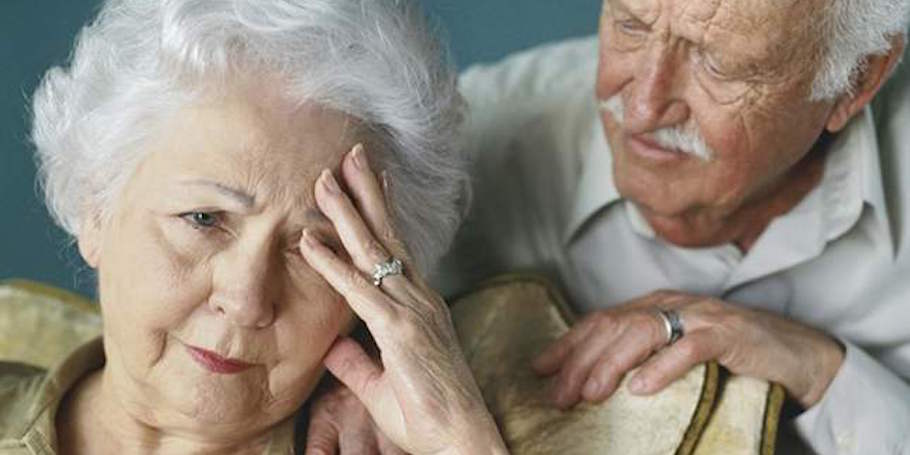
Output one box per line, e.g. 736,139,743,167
826,36,906,133
77,215,103,268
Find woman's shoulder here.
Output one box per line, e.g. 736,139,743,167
0,361,48,442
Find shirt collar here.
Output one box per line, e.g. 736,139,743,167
564,106,894,257
564,112,620,243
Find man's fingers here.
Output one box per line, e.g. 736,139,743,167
578,323,659,403
574,309,677,403
549,330,616,408
304,413,340,455
532,317,598,375
324,336,384,404
628,329,723,395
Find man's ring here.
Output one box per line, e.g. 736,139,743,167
656,309,684,345
372,257,404,286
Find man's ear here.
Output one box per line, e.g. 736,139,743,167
826,36,906,133
77,214,103,268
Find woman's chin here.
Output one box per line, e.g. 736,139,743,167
143,354,281,431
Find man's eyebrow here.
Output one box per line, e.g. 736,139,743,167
179,179,255,208
606,0,643,19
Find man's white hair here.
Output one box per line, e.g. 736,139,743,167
812,0,910,100
30,0,467,274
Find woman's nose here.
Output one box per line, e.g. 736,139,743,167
210,244,278,329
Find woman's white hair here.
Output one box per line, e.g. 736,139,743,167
31,0,468,273
812,0,910,100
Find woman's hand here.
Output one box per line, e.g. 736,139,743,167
299,144,507,455
533,290,845,409
304,380,405,455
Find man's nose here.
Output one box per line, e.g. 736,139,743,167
624,42,690,133
210,244,278,329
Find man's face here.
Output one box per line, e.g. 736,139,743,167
596,0,838,243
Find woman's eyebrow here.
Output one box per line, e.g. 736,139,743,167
179,179,255,208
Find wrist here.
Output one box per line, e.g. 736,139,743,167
797,336,845,408
441,409,507,455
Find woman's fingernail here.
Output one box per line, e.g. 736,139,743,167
582,379,600,399
351,144,367,170
629,376,646,394
321,169,340,194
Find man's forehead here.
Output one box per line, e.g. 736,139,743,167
606,0,818,30
605,0,823,62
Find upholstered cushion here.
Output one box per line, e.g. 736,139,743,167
0,280,101,369
450,275,783,455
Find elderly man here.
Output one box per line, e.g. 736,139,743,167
305,0,910,453
431,0,910,453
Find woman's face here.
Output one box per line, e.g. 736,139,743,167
80,88,358,435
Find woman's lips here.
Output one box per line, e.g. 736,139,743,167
186,345,255,374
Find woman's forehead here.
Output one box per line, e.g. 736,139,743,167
134,94,357,210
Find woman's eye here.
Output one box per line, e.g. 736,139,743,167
180,211,221,230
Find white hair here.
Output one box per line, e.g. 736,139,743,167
812,0,910,100
30,0,468,273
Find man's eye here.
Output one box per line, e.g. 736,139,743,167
180,211,221,230
698,51,729,79
617,19,649,35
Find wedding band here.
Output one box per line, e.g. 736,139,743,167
372,257,404,286
656,309,684,345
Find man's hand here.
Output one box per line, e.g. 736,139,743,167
533,290,845,409
305,382,405,455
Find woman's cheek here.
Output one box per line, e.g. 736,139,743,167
127,221,214,324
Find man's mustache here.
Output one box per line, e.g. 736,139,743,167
598,95,715,162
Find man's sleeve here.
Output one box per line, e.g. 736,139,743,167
794,341,910,454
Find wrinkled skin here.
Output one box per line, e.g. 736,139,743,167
598,0,838,248
60,80,505,454
305,383,405,455
536,0,904,412
300,145,507,455
306,0,905,450
63,84,359,454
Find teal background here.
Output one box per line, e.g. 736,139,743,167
1,1,600,297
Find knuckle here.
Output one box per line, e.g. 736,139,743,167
713,308,746,328
588,311,615,329
595,359,622,380
365,239,388,261
380,224,398,244
342,269,370,293
676,339,703,360
395,317,424,343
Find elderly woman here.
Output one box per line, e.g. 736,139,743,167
1,0,508,453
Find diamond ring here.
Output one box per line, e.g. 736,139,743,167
372,257,404,286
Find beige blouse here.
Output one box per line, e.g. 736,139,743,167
0,338,297,454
